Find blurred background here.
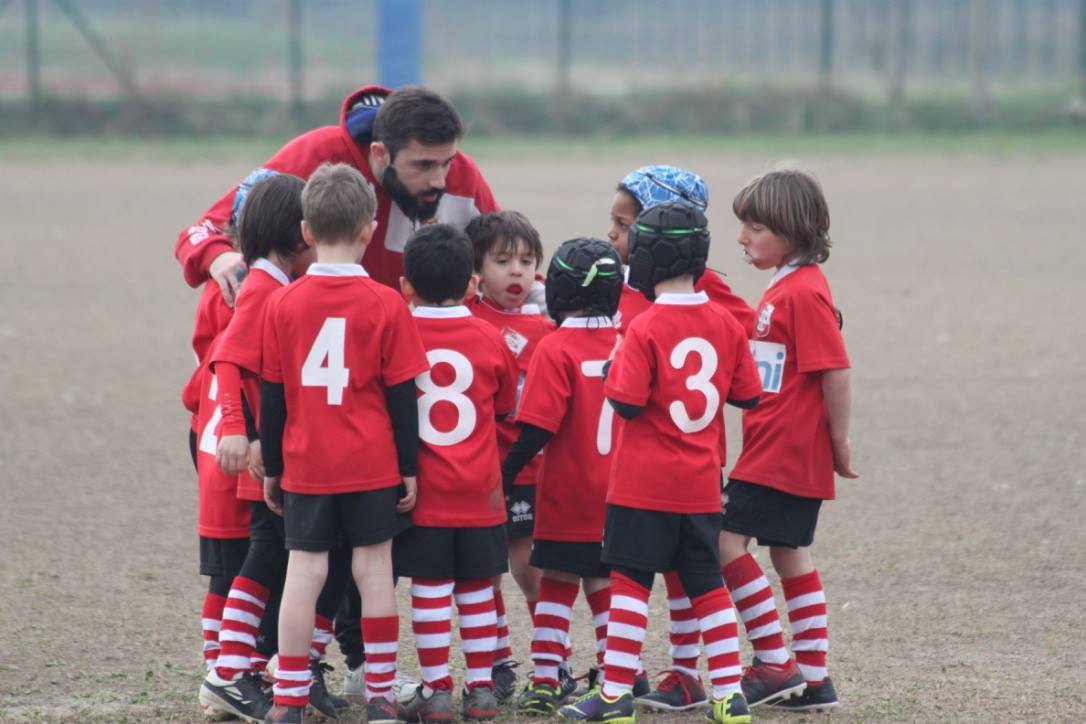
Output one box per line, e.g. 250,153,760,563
2,0,1085,138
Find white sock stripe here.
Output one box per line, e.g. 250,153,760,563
218,630,256,647
669,643,700,659
533,652,564,664
730,575,771,603
366,661,397,675
791,638,829,652
603,650,641,671
798,663,827,680
704,638,740,657
709,664,743,680
454,587,495,605
535,663,560,680
228,589,267,609
739,598,777,622
670,619,699,634
412,606,453,622
746,621,783,640
274,684,310,698
712,682,743,699
459,612,497,629
415,633,452,649
667,596,693,611
276,668,311,682
532,627,568,644
786,591,826,612
214,654,251,669
672,664,699,678
421,664,450,681
465,667,492,684
699,608,737,631
607,621,647,643
535,601,573,619
222,608,262,629
201,618,222,632
753,648,790,665
611,594,649,617
461,636,497,653
365,641,399,654
312,628,333,642
495,636,510,650
413,581,455,598
790,614,828,634
592,612,609,628
495,614,509,628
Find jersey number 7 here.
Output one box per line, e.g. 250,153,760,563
581,359,614,455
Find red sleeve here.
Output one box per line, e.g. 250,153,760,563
211,281,270,375
603,323,654,407
261,298,284,384
380,294,430,386
216,361,247,437
792,288,850,374
699,270,756,335
516,340,571,434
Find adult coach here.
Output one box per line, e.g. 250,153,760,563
175,84,499,303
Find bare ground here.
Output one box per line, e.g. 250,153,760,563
0,147,1083,722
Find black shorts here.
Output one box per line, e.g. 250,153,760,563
506,485,536,540
249,500,286,544
283,487,409,551
531,539,609,579
199,536,250,577
393,524,508,580
721,479,823,549
601,504,721,575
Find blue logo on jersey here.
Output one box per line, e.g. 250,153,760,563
749,341,786,394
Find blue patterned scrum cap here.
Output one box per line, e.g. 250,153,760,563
619,165,709,211
230,168,280,227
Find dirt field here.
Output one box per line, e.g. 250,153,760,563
1,143,1084,723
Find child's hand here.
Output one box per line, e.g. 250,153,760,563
831,437,860,479
264,476,284,515
247,440,265,481
396,476,417,513
209,251,246,307
216,434,250,475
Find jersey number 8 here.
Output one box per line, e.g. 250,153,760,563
418,348,477,447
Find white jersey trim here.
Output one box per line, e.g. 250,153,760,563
307,263,368,277
251,258,290,286
655,291,709,306
560,316,614,329
769,263,800,288
412,305,471,319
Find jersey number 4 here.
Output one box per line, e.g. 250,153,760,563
418,348,476,447
302,318,350,405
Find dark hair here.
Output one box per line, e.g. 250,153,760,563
464,210,544,271
403,224,475,304
732,168,832,266
237,173,306,265
301,163,376,243
372,86,463,160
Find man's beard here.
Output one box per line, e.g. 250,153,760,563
381,165,444,223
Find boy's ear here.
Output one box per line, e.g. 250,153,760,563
370,141,390,172
464,273,480,301
399,276,415,304
358,218,378,243
301,220,317,248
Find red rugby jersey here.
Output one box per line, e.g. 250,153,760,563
411,306,518,527
181,282,234,419
517,317,618,542
729,264,850,501
195,345,251,538
468,295,555,487
261,263,429,495
604,292,762,514
614,268,754,334
210,260,291,502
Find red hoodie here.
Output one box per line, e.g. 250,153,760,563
174,85,499,291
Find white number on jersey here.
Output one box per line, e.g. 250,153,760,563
199,374,223,455
668,337,720,434
301,317,350,406
417,348,477,447
580,359,614,455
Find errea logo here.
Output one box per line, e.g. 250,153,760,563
510,500,533,522
750,340,786,394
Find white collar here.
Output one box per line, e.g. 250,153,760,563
251,258,290,286
412,305,471,318
307,263,368,277
560,315,614,329
655,291,709,306
769,263,800,288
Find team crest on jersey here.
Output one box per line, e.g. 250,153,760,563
754,302,775,338
502,327,529,357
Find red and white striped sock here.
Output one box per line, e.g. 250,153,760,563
691,587,742,699
251,652,269,677
601,572,650,699
215,576,268,680
411,579,454,690
493,586,513,664
531,577,579,687
363,615,400,702
455,579,498,689
201,592,227,671
781,570,829,684
663,571,701,678
723,554,789,665
309,613,334,662
273,654,310,707
585,586,610,668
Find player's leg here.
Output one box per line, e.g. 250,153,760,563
636,570,707,711
304,545,352,717
524,567,579,712
454,525,505,721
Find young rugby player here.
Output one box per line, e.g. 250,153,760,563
464,211,555,701
559,201,763,724
259,163,429,724
721,169,857,712
392,223,520,722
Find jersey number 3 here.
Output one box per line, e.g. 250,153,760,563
669,337,720,434
302,317,350,405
